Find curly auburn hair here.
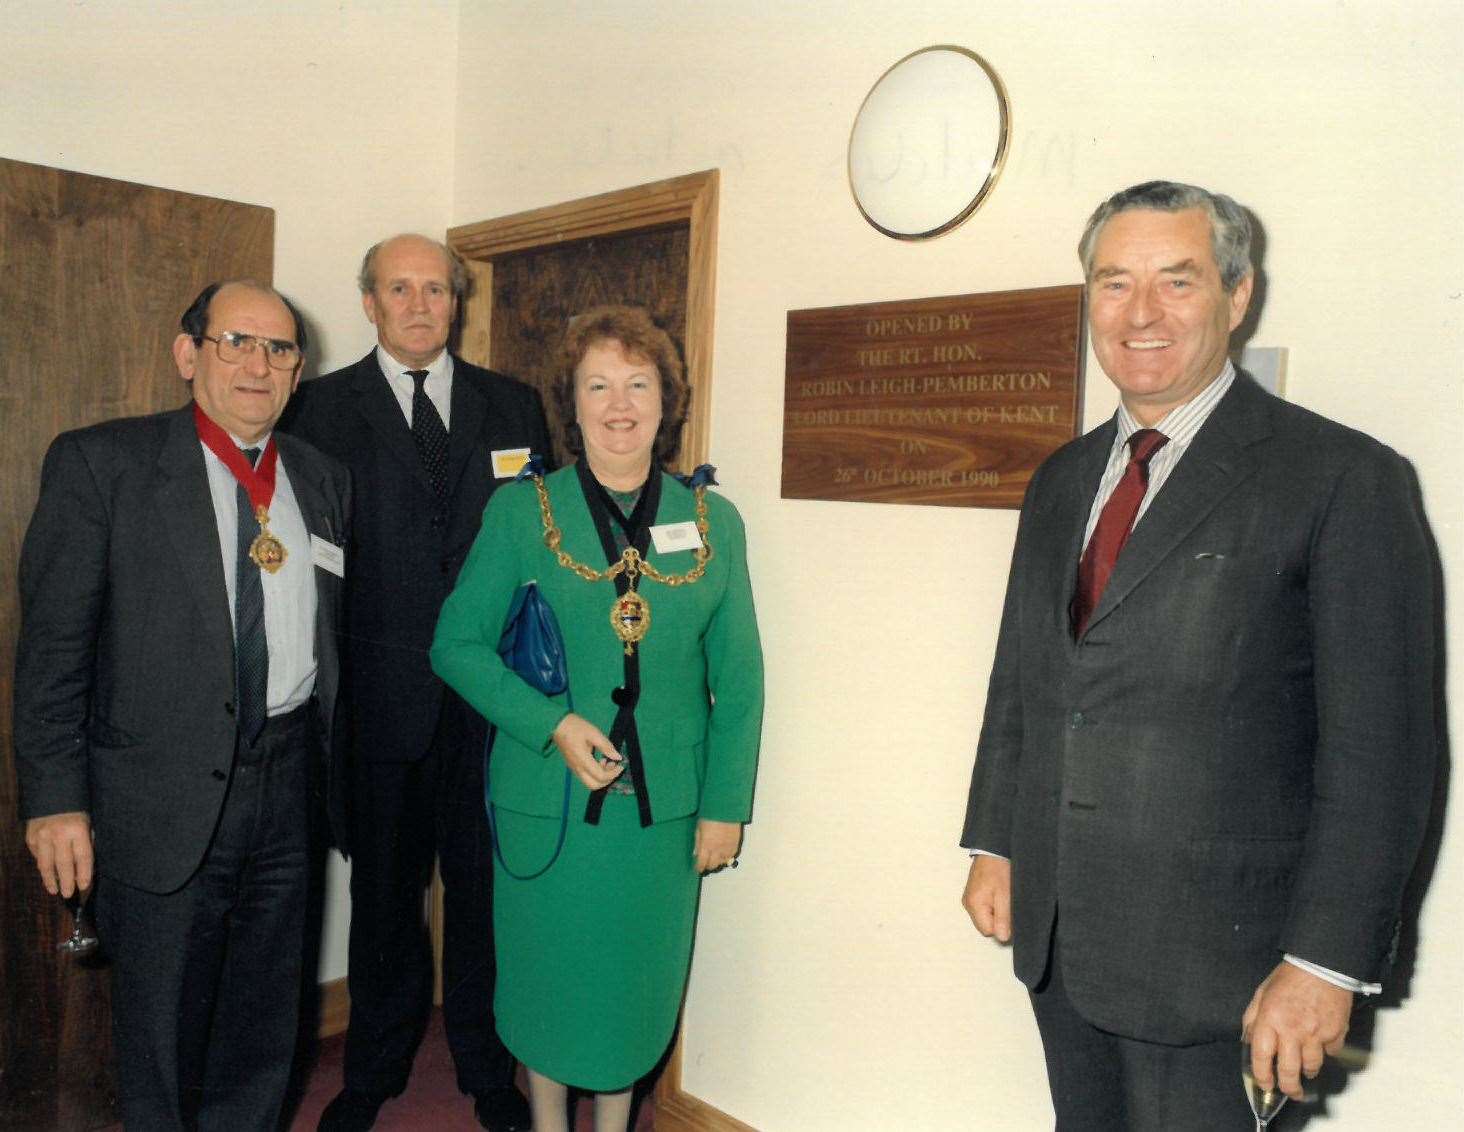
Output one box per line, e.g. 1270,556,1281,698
552,305,690,465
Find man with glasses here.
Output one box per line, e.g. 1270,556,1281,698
284,235,549,1132
14,281,349,1131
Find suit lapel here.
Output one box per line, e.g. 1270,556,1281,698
1069,422,1114,578
275,433,336,542
347,352,434,494
1032,423,1114,641
446,359,486,499
154,408,235,673
1083,377,1272,633
275,433,340,692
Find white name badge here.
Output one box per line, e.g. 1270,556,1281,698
651,521,702,554
492,448,531,478
311,534,345,577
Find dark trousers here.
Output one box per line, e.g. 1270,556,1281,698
1028,929,1268,1132
342,701,511,1098
95,708,312,1132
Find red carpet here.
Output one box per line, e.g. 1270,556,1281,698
96,1008,658,1130
289,1010,658,1131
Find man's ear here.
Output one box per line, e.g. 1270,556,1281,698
361,289,379,327
173,333,198,382
1227,271,1255,332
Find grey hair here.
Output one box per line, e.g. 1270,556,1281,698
357,234,470,300
1078,181,1253,292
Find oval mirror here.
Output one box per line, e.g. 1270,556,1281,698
848,46,1010,240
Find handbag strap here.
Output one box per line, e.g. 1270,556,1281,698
484,577,574,880
483,672,574,880
484,728,572,881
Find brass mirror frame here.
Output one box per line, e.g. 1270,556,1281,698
847,45,1011,241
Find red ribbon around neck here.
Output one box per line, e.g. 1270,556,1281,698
193,403,279,517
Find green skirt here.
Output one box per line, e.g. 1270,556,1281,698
491,793,699,1092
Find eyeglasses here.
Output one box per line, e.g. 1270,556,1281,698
200,330,302,371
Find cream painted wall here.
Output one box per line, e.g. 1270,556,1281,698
454,2,1463,1129
5,1,1461,1126
2,0,462,982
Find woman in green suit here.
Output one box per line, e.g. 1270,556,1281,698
431,306,764,1132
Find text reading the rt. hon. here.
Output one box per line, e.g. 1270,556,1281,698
781,286,1084,509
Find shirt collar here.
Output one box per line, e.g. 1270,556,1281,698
1114,359,1235,446
374,344,453,384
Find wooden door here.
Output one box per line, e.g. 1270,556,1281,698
484,223,690,466
0,158,273,1131
449,169,719,472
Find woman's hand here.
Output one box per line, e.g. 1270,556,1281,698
551,713,624,790
694,819,743,874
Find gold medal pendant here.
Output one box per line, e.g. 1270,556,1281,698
610,589,651,655
248,505,288,574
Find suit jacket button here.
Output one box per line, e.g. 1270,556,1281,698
225,701,236,716
211,769,226,781
1070,711,1085,728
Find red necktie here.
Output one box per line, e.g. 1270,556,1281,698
1072,428,1170,636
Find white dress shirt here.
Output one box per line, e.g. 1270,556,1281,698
201,431,317,716
1081,361,1236,546
375,345,454,430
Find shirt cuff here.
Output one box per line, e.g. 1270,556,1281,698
968,849,1008,859
1283,954,1380,996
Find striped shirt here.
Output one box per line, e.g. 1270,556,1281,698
1080,361,1236,550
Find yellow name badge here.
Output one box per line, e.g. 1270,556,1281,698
491,448,531,479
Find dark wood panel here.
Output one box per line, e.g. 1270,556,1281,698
487,223,689,466
0,157,273,1131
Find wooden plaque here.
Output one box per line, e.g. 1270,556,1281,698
782,285,1084,508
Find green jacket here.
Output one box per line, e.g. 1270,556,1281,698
431,466,764,824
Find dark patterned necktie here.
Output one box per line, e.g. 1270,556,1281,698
407,369,449,502
1072,428,1170,637
235,447,268,745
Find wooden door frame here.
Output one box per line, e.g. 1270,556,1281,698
441,170,749,1130
446,168,719,470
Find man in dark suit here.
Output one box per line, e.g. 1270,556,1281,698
960,181,1435,1130
15,281,349,1131
284,234,549,1132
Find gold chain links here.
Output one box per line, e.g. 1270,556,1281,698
532,474,713,587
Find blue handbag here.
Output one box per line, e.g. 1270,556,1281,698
496,580,569,696
484,581,573,879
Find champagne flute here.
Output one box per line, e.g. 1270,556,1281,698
57,886,100,956
1241,1039,1288,1130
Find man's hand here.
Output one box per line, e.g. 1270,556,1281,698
1242,961,1353,1101
962,854,1012,942
25,812,94,897
551,713,624,791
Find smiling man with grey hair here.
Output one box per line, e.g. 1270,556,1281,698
960,180,1435,1130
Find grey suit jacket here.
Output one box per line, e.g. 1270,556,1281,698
962,373,1435,1044
13,406,349,893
